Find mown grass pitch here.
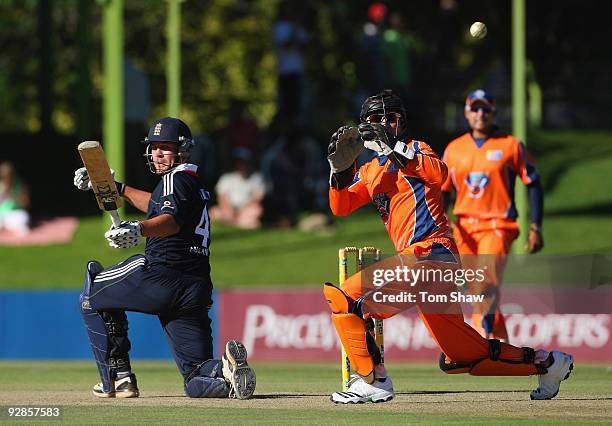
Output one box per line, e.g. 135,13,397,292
0,361,610,424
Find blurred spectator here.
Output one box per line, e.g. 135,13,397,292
353,2,388,116
382,11,425,96
209,148,266,230
273,0,310,122
216,100,263,174
381,10,427,135
0,161,30,235
260,119,327,227
189,132,218,190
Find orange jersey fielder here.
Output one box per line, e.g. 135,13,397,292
329,141,452,253
442,131,539,224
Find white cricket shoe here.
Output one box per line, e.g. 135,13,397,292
331,376,394,404
530,351,574,400
92,374,139,398
222,340,256,400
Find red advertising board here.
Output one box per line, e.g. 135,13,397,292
217,288,612,362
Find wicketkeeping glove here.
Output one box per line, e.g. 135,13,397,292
327,126,363,173
104,221,143,249
358,123,394,155
74,167,115,191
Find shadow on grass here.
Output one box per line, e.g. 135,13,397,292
146,395,189,399
251,392,612,402
545,201,612,217
530,130,612,194
250,390,532,399
396,390,530,395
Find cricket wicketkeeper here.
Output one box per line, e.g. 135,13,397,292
324,89,573,404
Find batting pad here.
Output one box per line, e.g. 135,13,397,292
80,261,114,393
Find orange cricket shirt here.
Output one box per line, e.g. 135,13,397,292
329,141,452,253
442,131,538,225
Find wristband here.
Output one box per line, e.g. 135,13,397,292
115,181,126,196
530,223,542,232
329,166,356,190
393,140,415,160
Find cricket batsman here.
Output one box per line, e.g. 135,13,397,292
323,89,573,403
75,117,255,399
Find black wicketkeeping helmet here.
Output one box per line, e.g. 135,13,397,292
359,89,408,135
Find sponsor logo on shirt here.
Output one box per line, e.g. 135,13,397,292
465,171,489,199
486,149,503,161
373,192,391,223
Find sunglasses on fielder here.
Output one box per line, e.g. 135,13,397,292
366,112,402,124
469,105,493,113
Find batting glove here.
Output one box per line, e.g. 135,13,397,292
358,123,394,155
74,167,115,191
104,221,143,249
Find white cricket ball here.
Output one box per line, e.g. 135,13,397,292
470,21,487,39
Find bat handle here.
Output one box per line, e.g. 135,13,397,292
109,210,121,228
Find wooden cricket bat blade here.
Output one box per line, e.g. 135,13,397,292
77,140,122,227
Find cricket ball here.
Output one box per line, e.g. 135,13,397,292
470,21,487,39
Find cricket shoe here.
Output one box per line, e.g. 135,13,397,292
222,340,256,400
92,374,139,398
331,376,394,404
530,351,574,400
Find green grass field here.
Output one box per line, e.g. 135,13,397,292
1,130,611,289
0,361,610,424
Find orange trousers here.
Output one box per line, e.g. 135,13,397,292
453,218,519,341
340,237,537,376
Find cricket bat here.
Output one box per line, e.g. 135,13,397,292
77,141,122,228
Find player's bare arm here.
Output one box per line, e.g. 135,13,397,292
140,213,180,237
73,163,150,213
527,223,544,253
121,184,151,213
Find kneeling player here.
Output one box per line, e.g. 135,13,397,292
75,117,256,399
324,90,573,403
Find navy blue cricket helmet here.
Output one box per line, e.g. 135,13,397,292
141,117,195,173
